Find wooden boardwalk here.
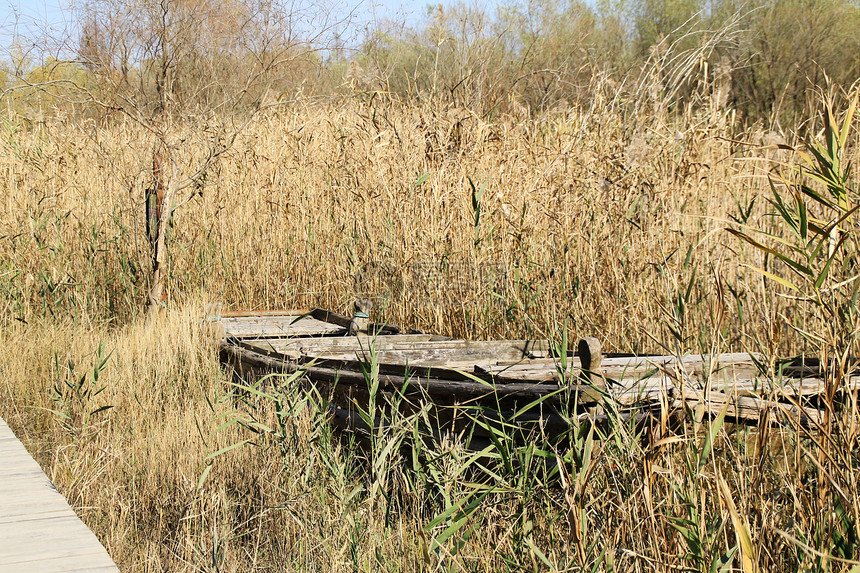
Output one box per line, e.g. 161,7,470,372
0,416,118,573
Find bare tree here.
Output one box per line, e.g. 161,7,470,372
70,0,343,309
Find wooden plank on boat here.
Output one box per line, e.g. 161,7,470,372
237,338,564,382
298,354,560,382
234,339,776,399
0,416,118,572
222,314,347,338
474,362,563,383
675,389,826,426
301,338,554,356
607,370,856,401
295,339,557,363
249,334,449,356
609,375,675,405
480,353,762,384
222,341,840,428
220,343,600,404
763,376,860,396
221,309,311,317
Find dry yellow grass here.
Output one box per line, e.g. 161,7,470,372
1,92,807,350
0,306,423,570
1,89,859,570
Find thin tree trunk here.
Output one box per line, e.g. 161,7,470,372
148,178,176,311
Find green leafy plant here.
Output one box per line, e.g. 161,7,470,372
48,342,113,436
727,91,859,357
728,88,860,571
469,176,488,248
665,404,739,573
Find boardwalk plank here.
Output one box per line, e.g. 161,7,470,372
0,416,118,573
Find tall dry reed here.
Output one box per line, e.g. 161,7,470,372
2,88,829,353
1,85,858,571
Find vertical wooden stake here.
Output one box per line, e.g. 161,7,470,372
578,337,604,387
575,337,604,411
349,299,373,335
203,302,225,341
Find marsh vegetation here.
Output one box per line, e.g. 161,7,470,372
1,0,860,570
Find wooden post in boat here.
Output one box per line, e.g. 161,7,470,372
564,337,605,414
578,337,603,387
349,299,373,335
578,337,605,411
203,302,225,341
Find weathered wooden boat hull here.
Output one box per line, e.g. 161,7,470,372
215,308,850,435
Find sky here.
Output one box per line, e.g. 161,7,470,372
0,0,461,63
1,0,75,42
0,0,447,42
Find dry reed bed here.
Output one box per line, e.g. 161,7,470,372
1,96,859,570
0,307,432,570
0,306,827,571
0,95,811,350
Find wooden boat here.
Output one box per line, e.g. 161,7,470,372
213,307,851,439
